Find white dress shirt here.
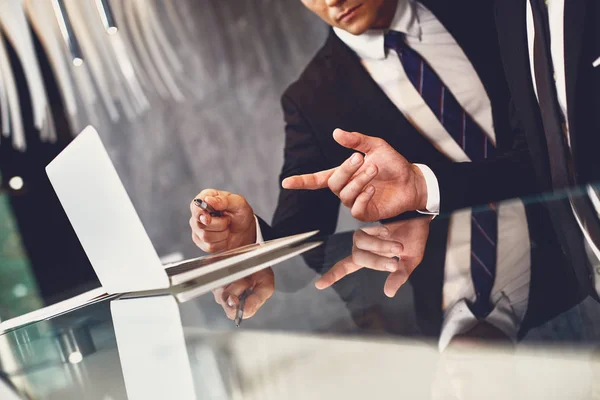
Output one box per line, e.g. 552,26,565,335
525,0,600,293
334,0,531,349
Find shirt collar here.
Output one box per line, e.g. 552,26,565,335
333,0,422,60
438,296,520,352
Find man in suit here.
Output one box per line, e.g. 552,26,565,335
190,0,553,316
285,0,600,300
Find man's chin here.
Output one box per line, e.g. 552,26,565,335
338,20,372,36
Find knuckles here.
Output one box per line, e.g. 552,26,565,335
196,230,211,242
340,193,354,207
203,243,222,253
192,233,223,253
327,176,340,193
350,207,365,219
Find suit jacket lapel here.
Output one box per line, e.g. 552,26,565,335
563,0,588,157
495,0,552,189
494,0,537,125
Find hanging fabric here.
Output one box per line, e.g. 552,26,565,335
0,0,193,151
0,0,55,148
0,43,10,138
0,31,24,150
24,0,78,119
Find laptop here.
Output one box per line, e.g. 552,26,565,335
46,126,318,294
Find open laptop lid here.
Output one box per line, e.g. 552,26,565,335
46,126,170,294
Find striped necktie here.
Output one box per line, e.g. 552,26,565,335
385,31,497,318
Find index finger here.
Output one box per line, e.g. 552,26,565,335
383,269,409,298
214,278,253,320
353,229,403,257
190,189,226,216
315,256,361,290
281,168,336,190
190,215,230,233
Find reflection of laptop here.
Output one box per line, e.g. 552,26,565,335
169,240,321,303
111,240,322,399
46,126,318,294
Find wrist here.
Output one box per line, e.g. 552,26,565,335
411,164,428,211
246,214,257,243
236,228,256,249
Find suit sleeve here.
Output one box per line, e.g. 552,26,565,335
430,99,538,213
258,94,341,241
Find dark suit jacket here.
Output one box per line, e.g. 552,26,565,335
258,0,517,241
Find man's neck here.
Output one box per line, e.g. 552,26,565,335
371,0,399,29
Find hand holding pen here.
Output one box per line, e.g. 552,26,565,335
189,189,258,253
212,268,275,325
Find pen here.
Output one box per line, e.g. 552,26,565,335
193,198,224,217
234,289,252,327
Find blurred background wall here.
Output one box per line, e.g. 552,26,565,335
0,0,363,314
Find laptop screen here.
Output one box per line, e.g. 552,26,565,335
45,126,170,293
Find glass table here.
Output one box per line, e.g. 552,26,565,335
1,188,600,400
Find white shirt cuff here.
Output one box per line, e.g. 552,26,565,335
414,164,440,215
254,215,265,244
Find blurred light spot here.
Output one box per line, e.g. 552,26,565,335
107,26,118,35
12,284,28,298
160,252,184,264
8,176,23,191
73,58,83,67
68,351,83,364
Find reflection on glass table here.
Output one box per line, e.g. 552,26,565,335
1,187,600,400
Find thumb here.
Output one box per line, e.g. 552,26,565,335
333,128,382,154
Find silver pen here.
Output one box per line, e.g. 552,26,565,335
234,289,252,327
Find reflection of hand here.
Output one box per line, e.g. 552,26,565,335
282,129,428,221
315,216,432,297
189,189,256,252
212,268,275,320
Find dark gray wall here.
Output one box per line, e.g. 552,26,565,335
88,0,361,259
